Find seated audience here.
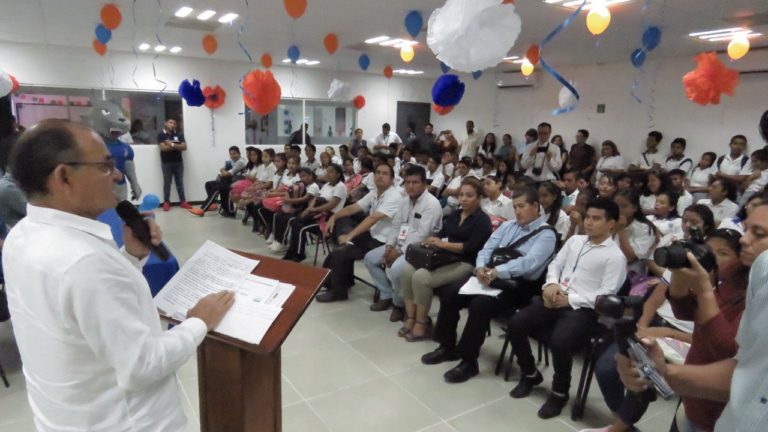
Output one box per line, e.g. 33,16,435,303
560,170,580,209
303,143,320,172
594,140,624,183
349,128,367,157
613,189,659,276
521,122,562,183
422,187,558,382
648,191,684,248
372,123,402,154
719,189,768,233
539,181,570,240
189,146,246,216
314,151,332,183
338,144,350,164
628,130,664,172
0,168,27,227
669,169,694,216
267,168,320,253
250,155,300,235
317,163,401,302
567,129,597,179
738,148,768,205
507,198,627,419
230,147,261,208
639,169,671,215
481,176,514,222
363,166,442,321
441,151,456,178
495,157,512,183
614,173,632,193
399,179,492,341
353,146,370,173
343,158,362,193
597,174,618,200
714,134,752,185
442,158,473,215
425,154,446,196
664,137,694,174
565,187,599,242
698,178,739,225
688,151,718,202
478,133,497,158
348,157,374,202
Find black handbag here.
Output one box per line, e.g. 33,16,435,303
487,225,556,290
405,243,463,271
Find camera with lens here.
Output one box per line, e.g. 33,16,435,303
653,226,716,273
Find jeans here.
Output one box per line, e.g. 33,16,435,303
594,342,653,426
363,245,406,307
161,162,185,202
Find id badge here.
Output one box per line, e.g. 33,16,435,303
561,278,571,291
398,224,409,242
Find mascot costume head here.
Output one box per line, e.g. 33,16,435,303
89,100,141,201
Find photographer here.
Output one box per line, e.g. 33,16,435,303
617,204,768,432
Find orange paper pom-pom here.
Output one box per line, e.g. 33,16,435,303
242,70,282,115
682,52,740,106
203,85,226,110
432,104,454,116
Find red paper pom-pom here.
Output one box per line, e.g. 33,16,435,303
203,85,226,110
242,70,282,115
432,104,454,116
682,52,740,106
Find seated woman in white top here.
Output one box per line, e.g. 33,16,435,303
613,189,659,276
597,174,618,200
538,181,570,242
647,191,684,249
594,140,625,183
231,147,263,209
639,169,671,215
315,151,332,184
718,189,768,234
697,178,739,225
241,150,282,208
687,151,717,202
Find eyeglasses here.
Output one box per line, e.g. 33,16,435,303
64,160,116,176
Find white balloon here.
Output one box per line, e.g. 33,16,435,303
427,0,522,73
0,71,13,98
559,84,578,110
327,79,351,100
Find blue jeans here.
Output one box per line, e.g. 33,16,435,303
161,162,185,202
594,342,653,426
363,245,406,307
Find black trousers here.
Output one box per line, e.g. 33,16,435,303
507,296,598,394
284,216,320,260
273,211,295,243
433,277,540,362
203,177,233,211
322,231,383,292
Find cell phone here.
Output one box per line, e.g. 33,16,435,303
537,146,549,153
627,337,675,400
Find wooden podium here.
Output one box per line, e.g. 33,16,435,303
194,252,329,432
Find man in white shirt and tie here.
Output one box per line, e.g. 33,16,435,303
4,119,234,432
520,122,563,183
506,197,627,419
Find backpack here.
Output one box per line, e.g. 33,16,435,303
716,154,749,171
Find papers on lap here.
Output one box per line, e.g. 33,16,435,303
458,276,503,297
154,240,295,344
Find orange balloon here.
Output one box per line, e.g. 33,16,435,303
432,104,454,116
242,69,282,115
353,95,365,109
100,4,122,30
324,33,339,55
202,34,217,55
261,53,273,69
383,66,393,79
284,0,307,19
526,44,540,65
93,39,107,56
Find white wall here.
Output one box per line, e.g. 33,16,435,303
3,40,768,201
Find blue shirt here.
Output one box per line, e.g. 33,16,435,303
476,216,557,281
105,138,134,186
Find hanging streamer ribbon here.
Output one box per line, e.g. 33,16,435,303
152,0,167,95
236,0,257,116
630,0,651,104
539,0,585,115
130,0,139,89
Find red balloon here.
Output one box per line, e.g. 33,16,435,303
93,39,107,56
324,33,339,55
10,75,19,92
202,34,218,55
353,95,365,109
432,104,454,116
383,66,393,79
526,44,540,65
682,52,740,106
284,0,307,19
100,4,122,30
242,69,282,115
261,53,273,69
203,85,227,110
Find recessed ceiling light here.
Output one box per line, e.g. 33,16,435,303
296,59,308,64
503,56,519,61
394,69,423,75
690,27,762,42
511,59,526,64
197,10,216,20
379,39,401,47
138,43,150,51
154,45,166,52
174,6,194,18
546,0,632,10
169,46,182,53
218,13,239,23
282,58,292,63
394,40,418,48
305,60,320,66
365,36,390,44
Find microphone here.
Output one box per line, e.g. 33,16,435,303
115,200,171,261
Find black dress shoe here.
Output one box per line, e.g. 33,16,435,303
421,346,460,365
537,392,569,419
369,299,393,312
443,360,479,383
509,371,544,399
389,306,405,322
316,289,348,303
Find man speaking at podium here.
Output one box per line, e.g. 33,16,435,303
3,119,234,432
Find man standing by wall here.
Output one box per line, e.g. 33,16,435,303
157,118,191,211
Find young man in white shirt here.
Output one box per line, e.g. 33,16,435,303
560,170,580,209
507,197,627,419
715,134,752,185
426,154,446,196
520,122,563,183
664,138,694,174
628,130,665,172
739,148,768,206
4,119,234,432
318,164,401,302
302,143,321,172
481,175,514,221
372,123,402,154
458,120,481,159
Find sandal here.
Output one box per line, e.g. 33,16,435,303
398,316,416,337
405,318,433,342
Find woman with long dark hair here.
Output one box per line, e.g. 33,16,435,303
613,189,659,275
538,181,570,241
478,133,497,158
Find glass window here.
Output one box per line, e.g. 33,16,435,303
245,98,356,145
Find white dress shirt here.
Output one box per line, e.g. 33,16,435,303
318,181,348,214
255,162,277,182
697,198,739,225
356,186,401,243
545,235,627,310
689,166,716,188
746,169,768,193
459,132,482,159
648,215,684,247
372,132,402,153
676,190,694,216
481,194,514,220
4,205,207,432
426,167,446,191
664,156,694,174
595,155,625,182
386,190,443,253
633,149,665,170
717,153,752,176
615,220,658,275
444,175,467,208
520,142,563,182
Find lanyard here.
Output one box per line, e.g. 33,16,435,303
572,240,596,273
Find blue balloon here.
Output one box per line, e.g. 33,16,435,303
642,26,662,51
358,53,370,71
472,70,483,80
631,49,646,68
95,24,112,45
404,10,423,39
287,45,300,63
138,194,161,211
432,74,465,107
439,62,450,74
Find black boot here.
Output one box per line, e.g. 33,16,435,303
316,288,348,303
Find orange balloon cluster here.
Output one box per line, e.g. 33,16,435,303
203,85,227,110
100,4,122,30
242,69,282,115
324,33,339,55
202,34,218,55
284,0,307,19
353,95,365,109
93,40,107,56
682,52,740,106
432,104,454,116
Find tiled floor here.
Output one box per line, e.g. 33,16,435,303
0,207,678,432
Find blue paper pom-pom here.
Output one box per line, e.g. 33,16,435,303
178,79,206,107
431,74,465,108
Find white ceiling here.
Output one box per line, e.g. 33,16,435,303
1,0,767,77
